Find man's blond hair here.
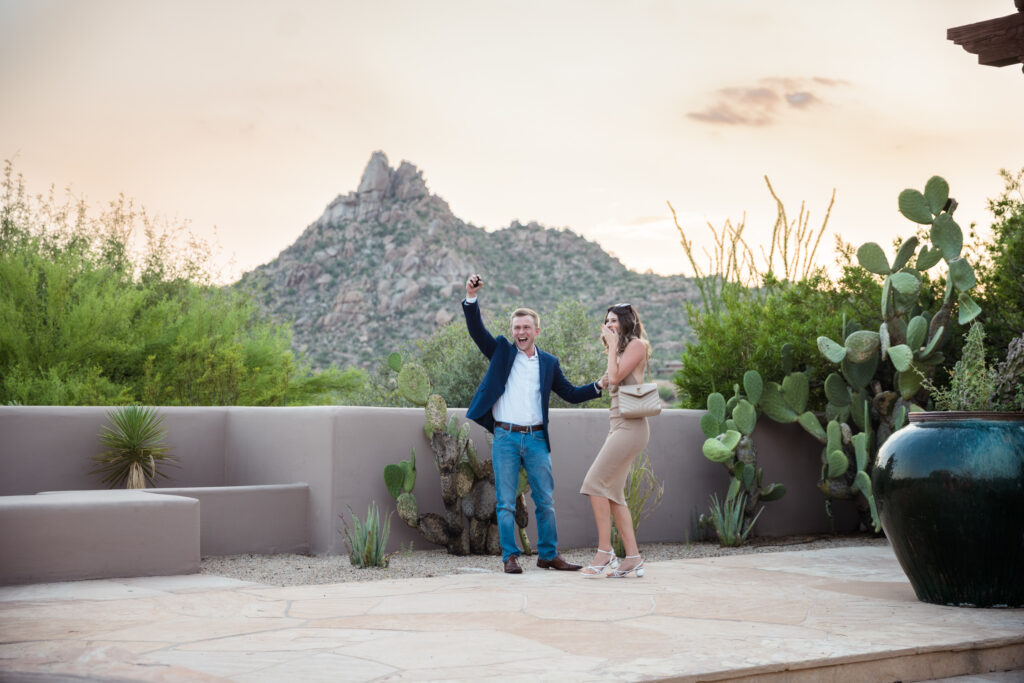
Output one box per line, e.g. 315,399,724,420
510,307,540,329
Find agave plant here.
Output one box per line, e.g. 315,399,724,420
340,501,393,568
91,405,176,488
707,492,763,547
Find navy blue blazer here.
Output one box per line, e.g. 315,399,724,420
463,299,601,452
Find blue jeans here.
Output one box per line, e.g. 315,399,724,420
491,427,558,562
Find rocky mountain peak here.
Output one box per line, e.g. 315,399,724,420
238,152,697,370
322,151,432,223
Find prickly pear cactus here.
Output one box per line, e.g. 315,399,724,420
383,353,525,556
819,175,979,403
396,492,418,527
396,360,431,407
802,176,982,532
383,449,416,500
700,369,787,535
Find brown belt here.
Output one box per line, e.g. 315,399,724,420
495,421,545,434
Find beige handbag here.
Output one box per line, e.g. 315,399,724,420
617,363,661,418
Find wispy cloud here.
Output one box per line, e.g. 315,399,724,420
687,77,848,126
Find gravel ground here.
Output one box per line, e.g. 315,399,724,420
200,533,889,587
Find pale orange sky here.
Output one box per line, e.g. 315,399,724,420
2,0,1022,283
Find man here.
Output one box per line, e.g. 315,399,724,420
462,273,606,574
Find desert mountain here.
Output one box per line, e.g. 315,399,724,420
237,152,699,372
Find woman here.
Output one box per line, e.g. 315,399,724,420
579,303,652,578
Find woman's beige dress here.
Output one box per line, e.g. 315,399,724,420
580,361,651,506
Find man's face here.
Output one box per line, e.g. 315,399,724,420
510,315,539,356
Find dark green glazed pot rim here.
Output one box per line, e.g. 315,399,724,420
908,411,1024,423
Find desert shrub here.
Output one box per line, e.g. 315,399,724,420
671,178,879,408
0,161,362,406
675,270,878,408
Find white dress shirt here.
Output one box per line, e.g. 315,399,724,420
492,347,543,426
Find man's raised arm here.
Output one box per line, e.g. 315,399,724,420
463,273,495,358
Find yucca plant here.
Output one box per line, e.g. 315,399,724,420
611,452,665,557
707,492,763,547
340,501,393,568
91,405,176,488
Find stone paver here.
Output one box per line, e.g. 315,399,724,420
1,546,1022,682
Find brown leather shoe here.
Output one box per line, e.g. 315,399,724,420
504,556,523,574
537,554,582,571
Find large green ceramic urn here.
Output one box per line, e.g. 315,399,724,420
873,412,1024,607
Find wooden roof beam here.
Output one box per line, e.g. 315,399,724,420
947,7,1024,72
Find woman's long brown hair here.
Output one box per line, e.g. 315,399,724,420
603,304,650,358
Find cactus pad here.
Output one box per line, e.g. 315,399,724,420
906,315,928,350
897,366,923,399
930,213,963,261
887,344,914,372
397,361,431,406
396,492,419,527
759,383,798,423
417,513,449,546
856,242,891,275
733,399,757,436
947,258,976,292
844,330,880,364
383,464,404,499
781,373,809,413
455,460,475,498
742,370,763,405
707,392,727,423
842,354,878,391
702,438,733,463
916,245,944,270
700,412,721,438
826,449,848,479
759,482,786,502
957,293,982,324
825,419,842,450
923,176,950,214
898,188,935,224
424,394,447,435
889,271,920,296
891,236,919,272
797,410,826,441
387,352,403,373
818,336,847,364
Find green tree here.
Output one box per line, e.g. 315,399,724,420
0,161,363,406
977,167,1024,353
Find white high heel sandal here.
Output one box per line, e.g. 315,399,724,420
607,554,644,578
580,548,616,577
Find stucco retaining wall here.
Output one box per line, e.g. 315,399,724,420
0,406,858,555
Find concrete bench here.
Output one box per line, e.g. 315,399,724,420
146,484,310,556
0,490,199,585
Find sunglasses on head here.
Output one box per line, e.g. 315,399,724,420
609,303,632,312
